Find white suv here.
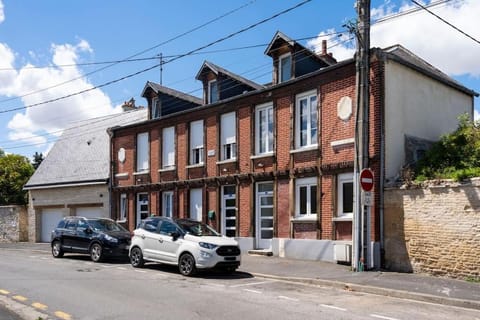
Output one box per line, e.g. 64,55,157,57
129,217,241,276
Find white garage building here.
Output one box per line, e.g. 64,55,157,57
24,104,147,242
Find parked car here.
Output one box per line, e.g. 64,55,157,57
129,217,241,276
51,216,131,262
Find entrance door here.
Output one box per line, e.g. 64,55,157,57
221,185,236,237
136,193,149,226
256,182,274,249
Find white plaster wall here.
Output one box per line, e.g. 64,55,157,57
384,61,473,180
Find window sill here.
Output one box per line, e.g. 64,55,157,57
291,215,318,222
250,153,274,160
159,166,176,172
186,164,204,169
332,216,353,222
115,173,129,178
116,219,127,223
216,159,237,165
133,170,149,176
290,145,318,154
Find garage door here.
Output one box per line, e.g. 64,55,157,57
41,209,64,243
76,207,107,219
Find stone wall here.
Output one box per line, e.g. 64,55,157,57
0,205,28,242
384,179,480,279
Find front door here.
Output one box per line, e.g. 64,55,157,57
255,182,274,249
221,185,237,237
136,193,149,226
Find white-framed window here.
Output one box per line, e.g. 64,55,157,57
190,120,204,165
221,112,236,161
295,90,318,149
162,126,175,169
295,177,317,217
152,97,161,119
255,103,274,155
162,191,173,218
136,132,149,172
279,53,292,83
208,79,218,104
190,188,203,221
119,193,128,221
337,172,354,218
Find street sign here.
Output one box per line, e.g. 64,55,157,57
362,191,373,206
360,168,374,192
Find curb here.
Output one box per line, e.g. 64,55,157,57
250,272,480,311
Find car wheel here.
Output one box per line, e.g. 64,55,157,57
52,241,64,258
179,253,196,276
130,247,144,268
90,243,103,262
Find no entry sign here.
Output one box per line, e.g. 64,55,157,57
360,168,374,192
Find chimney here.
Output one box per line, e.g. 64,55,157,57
322,40,327,56
121,98,136,112
319,40,337,65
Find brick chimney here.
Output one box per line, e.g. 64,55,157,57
319,39,337,65
121,98,137,112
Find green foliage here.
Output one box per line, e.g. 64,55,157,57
415,114,480,181
0,154,34,205
32,151,45,170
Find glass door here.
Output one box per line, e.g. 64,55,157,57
221,185,237,237
256,182,274,249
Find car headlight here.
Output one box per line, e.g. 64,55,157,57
200,251,212,258
104,234,118,243
199,242,218,250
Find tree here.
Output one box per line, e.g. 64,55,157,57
0,154,35,205
32,152,45,170
415,114,480,181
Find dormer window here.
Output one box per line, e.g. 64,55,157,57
208,80,218,104
152,97,161,119
279,53,292,83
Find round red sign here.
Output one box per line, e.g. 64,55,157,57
360,168,374,192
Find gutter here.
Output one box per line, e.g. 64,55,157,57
23,179,108,190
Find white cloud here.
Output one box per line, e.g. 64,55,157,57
475,109,480,121
0,0,4,24
0,39,119,151
310,0,480,77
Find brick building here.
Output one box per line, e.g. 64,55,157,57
109,32,475,267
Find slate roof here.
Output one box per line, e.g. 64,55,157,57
141,81,203,105
24,108,148,189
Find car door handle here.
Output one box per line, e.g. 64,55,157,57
158,239,163,243
141,234,145,239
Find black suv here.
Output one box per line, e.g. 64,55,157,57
51,217,131,262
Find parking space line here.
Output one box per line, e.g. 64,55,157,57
320,304,347,311
370,314,400,320
13,295,28,302
32,302,48,311
243,289,262,294
278,295,299,302
0,289,9,295
55,311,72,320
134,270,147,273
116,267,128,271
230,281,271,288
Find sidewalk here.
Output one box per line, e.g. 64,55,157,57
239,253,480,310
1,242,479,311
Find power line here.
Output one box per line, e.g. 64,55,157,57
0,0,312,115
0,0,257,105
410,0,480,45
374,0,454,24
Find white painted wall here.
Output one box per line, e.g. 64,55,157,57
384,60,473,180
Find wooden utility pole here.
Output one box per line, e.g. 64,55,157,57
353,0,371,271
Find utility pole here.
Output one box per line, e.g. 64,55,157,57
353,0,371,272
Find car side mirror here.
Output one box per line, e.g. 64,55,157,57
170,231,180,241
85,227,93,234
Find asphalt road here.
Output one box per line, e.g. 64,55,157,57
0,247,479,320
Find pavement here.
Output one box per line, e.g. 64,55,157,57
0,242,479,320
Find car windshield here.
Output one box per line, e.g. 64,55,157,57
87,219,127,232
176,220,220,237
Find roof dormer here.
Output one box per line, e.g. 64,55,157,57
195,61,263,105
141,81,202,120
265,31,337,85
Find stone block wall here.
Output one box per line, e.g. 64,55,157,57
384,179,480,279
0,205,28,242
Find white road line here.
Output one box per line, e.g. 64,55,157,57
134,270,147,273
116,267,128,271
243,289,262,294
278,295,299,302
319,304,347,311
370,314,400,320
230,281,271,288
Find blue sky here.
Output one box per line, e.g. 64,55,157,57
0,0,479,159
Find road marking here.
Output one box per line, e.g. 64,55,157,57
13,295,28,302
32,302,48,311
243,289,262,294
230,281,271,288
370,314,400,320
55,311,72,320
0,289,9,295
278,295,299,302
134,270,147,273
319,304,347,311
116,267,128,270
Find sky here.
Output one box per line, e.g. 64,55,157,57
0,0,479,159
